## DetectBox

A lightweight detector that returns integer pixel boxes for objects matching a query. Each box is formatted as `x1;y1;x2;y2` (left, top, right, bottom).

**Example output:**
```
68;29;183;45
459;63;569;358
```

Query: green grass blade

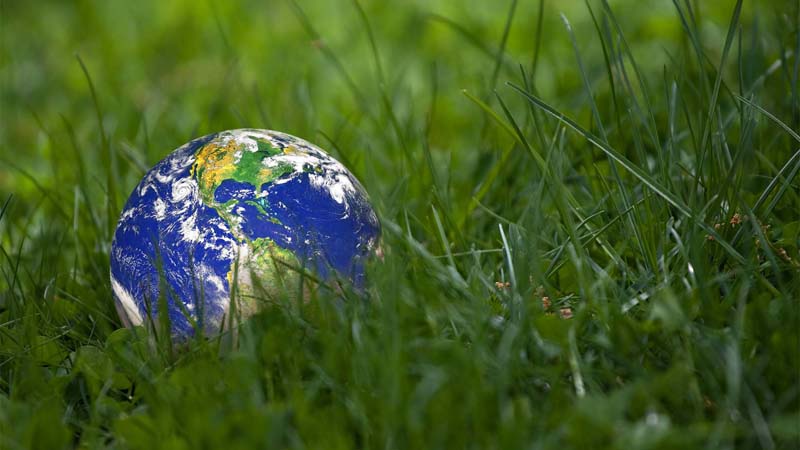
506;81;746;263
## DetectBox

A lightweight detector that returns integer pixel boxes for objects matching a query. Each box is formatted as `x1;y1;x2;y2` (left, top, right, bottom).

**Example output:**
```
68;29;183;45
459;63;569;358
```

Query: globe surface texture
110;129;380;337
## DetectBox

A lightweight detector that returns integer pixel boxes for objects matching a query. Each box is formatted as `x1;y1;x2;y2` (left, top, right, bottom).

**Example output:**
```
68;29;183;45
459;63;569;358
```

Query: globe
110;129;381;338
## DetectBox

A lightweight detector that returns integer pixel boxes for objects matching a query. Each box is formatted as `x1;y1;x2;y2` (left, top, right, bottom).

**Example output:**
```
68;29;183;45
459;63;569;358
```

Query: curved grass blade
507;82;746;263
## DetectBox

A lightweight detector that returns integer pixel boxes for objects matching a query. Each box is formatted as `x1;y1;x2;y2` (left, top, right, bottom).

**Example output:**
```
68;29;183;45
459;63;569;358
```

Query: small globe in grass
110;129;380;339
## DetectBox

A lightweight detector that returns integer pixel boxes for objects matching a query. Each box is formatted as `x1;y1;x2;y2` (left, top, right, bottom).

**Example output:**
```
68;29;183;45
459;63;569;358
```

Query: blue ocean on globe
110;129;380;338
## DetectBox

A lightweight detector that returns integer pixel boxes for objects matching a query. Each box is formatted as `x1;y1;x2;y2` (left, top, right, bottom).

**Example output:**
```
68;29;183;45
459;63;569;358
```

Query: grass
1;0;799;448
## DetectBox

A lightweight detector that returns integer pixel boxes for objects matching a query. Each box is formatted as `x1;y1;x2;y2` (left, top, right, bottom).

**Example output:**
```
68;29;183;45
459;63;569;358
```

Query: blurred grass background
4;0;790;207
1;0;799;449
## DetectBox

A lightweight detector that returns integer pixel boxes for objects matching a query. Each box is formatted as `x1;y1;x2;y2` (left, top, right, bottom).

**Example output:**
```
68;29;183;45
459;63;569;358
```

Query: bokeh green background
3;0;792;212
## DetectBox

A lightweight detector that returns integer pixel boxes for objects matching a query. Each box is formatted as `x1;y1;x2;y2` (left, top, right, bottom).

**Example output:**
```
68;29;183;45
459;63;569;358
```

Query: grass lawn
1;0;799;448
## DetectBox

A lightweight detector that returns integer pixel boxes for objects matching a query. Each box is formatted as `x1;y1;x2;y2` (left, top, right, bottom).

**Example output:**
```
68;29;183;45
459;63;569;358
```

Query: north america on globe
110;129;381;338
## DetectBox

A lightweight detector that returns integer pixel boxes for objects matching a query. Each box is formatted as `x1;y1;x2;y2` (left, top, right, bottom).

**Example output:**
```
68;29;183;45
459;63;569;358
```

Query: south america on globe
110;129;381;339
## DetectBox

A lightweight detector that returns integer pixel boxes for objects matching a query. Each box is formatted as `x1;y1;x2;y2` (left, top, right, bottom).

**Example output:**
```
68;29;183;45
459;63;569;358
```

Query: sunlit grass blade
506;81;746;263
693;0;743;196
489;0;518;91
561;12;655;273
76;54;118;236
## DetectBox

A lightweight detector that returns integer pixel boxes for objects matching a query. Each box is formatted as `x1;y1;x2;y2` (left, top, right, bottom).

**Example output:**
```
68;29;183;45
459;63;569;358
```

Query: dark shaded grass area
1;0;799;448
